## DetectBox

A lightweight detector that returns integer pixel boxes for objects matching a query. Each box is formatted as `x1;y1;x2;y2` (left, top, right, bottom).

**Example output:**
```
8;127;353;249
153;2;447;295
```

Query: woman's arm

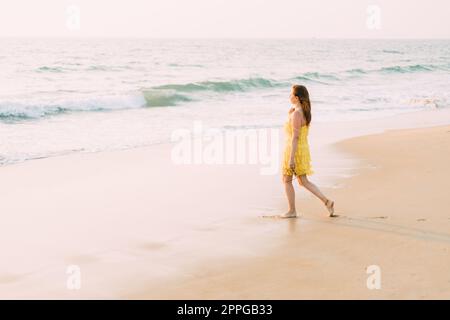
289;110;303;169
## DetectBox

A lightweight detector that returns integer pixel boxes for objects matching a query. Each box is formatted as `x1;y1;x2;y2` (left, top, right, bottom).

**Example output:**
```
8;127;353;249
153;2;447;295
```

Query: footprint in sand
416;218;426;222
368;216;389;220
261;214;341;219
261;214;297;219
261;214;281;219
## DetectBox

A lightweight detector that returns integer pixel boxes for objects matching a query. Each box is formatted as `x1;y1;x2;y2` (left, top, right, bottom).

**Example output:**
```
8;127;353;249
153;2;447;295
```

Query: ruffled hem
282;147;313;176
282;168;314;176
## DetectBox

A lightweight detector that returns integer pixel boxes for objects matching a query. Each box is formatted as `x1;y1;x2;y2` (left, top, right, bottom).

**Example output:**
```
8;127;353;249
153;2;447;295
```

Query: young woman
280;84;335;218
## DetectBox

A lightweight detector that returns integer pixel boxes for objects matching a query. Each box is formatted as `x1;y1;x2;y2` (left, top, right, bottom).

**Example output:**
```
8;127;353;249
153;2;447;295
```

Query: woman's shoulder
289;108;306;124
289;107;305;115
288;107;303;117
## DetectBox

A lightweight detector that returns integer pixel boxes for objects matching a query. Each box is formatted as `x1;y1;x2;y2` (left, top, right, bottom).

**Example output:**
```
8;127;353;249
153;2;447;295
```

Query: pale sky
0;0;449;38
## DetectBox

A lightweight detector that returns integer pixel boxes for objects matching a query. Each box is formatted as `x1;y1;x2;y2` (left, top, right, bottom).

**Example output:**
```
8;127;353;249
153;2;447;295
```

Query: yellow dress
282;117;314;176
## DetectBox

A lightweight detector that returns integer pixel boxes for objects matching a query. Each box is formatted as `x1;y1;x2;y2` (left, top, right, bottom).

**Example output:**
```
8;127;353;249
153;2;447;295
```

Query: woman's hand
289;157;295;172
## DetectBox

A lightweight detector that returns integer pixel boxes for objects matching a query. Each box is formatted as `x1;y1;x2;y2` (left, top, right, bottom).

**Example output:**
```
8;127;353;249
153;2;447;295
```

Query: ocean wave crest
151;77;283;93
0;95;146;121
141;90;192;107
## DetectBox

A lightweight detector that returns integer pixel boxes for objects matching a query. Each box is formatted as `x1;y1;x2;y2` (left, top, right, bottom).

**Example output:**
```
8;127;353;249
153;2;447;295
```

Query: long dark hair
292;84;312;126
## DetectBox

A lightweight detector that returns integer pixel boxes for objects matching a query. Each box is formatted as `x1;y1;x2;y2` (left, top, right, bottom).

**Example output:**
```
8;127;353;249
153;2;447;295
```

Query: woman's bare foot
325;199;335;217
278;211;298;219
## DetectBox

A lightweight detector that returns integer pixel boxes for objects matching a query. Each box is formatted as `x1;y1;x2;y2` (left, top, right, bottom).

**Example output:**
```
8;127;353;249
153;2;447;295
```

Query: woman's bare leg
298;174;335;217
297;174;333;209
281;175;297;217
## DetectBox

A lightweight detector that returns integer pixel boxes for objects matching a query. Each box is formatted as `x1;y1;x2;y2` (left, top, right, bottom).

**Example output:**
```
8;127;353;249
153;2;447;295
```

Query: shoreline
2;107;449;170
0;108;449;298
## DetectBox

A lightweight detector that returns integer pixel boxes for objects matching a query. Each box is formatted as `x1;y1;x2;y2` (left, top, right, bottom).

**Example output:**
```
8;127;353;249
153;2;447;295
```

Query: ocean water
0;38;449;165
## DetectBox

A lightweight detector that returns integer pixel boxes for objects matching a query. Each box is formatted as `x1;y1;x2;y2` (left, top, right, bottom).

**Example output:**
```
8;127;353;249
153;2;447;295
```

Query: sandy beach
133;120;450;300
1;108;449;299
